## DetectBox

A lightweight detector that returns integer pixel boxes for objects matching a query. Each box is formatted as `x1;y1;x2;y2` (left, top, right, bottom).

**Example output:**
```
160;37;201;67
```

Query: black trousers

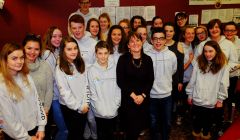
60;105;87;140
192;105;214;135
95;116;117;140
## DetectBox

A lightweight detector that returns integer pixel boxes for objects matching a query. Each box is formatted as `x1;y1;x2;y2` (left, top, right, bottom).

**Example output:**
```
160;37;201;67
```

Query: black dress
116;52;154;140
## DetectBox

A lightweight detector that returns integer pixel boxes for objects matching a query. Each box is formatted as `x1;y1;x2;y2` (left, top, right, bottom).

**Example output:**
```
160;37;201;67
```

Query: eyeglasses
152;37;165;42
196;31;206;36
224;30;237;33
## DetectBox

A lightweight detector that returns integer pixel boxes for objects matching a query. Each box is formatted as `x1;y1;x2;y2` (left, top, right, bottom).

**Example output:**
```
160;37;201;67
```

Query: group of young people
0;0;240;140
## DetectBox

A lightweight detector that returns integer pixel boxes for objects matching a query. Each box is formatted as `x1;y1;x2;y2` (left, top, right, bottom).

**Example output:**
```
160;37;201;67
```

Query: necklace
132;58;142;68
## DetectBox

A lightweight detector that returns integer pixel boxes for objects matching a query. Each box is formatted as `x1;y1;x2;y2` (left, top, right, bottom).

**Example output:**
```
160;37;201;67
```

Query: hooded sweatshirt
0;74;47;140
88;58;121;118
145;46;177;98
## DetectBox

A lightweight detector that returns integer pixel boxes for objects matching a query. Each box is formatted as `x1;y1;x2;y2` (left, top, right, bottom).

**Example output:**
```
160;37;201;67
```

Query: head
198;40;226;74
86;18;101;40
0;43;29;100
223;21;238;41
22;34;42;63
207;19;222;39
151;28;166;51
106;25;127;54
95;41;110;67
163;22;175;41
59;36;85;75
69;14;85;40
130;15;146;31
78;0;91;14
99;13;111;31
181;25;195;43
152;16;163;28
43;26;63;53
119;19;131;37
136;25;148;43
127;31;143;54
175;12;188;28
195;25;208;43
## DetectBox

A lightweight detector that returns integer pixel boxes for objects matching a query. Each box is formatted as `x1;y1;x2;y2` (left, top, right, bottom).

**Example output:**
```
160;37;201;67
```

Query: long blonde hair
0;43;30;101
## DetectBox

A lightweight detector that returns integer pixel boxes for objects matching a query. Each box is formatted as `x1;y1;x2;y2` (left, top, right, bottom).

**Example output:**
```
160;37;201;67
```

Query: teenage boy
145;28;177;140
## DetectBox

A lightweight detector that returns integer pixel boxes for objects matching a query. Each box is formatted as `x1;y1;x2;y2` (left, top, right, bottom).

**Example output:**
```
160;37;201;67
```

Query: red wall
0;0;239;48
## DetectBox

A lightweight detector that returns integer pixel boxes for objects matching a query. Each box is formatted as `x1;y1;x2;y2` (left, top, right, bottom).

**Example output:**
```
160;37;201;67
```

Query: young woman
0;43;47;140
136;25;152;51
194;25;208;53
99;13;111;41
106;25;127;64
119;19;131;37
117;32;154;140
130;15;147;32
174;12;188;41
22;34;53;117
88;41;121;140
42;26;68;140
163;22;184;125
86;18;102;41
186;40;229;140
56;36;89;139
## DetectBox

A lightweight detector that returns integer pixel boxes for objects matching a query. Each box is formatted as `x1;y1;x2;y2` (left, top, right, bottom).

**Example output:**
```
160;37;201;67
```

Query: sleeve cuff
38;125;45;131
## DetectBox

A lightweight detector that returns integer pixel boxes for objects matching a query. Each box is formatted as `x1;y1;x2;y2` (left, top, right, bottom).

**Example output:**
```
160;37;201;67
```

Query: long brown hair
197;40;227;74
59;36;85;75
0;43;29;101
42;26;62;53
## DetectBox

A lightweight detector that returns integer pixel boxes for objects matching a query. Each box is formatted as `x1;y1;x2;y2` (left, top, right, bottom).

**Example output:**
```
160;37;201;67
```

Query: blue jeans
52;100;68;140
150;96;172;140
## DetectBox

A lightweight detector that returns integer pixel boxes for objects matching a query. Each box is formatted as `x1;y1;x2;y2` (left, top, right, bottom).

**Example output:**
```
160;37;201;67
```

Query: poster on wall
104;0;119;7
189;0;240;5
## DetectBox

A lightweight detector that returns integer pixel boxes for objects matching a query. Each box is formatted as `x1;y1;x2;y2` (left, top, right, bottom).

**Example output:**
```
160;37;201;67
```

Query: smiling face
99;17;110;31
119;22;130;36
196;27;207;42
133;19;141;29
164;25;175;40
24;41;41;63
7;50;25;75
70;22;85;40
79;0;91;14
151;32;166;51
204;45;217;61
96;47;109;67
224;24;237;41
209;23;221;39
51;29;62;48
153;18;163;28
89;20;100;38
136;27;147;43
128;35;143;54
184;27;195;44
111;28;122;46
64;42;79;63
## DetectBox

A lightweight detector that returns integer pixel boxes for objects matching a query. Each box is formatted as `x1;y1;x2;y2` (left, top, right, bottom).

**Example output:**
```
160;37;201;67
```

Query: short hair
224;21;238;31
207;19;222;36
69;14;85;25
151;27;166;38
95;40;109;53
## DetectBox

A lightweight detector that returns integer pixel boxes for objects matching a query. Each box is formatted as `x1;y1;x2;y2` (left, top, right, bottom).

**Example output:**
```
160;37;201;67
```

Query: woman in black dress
116;32;154;140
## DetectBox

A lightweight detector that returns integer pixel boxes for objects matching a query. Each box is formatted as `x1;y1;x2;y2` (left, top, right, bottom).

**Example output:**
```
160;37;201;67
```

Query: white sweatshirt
186;63;229;108
88;58;121;118
145;46;177;98
55;64;90;113
0;74;47;140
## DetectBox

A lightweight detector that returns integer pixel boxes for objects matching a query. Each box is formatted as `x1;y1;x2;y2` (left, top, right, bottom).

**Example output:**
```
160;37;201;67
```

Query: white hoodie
186;63;229;108
55;64;90;113
145;46;177;98
88;58;121;118
0;74;46;140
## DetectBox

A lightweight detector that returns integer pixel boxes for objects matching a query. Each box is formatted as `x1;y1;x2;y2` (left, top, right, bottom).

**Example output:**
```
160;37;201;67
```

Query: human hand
187;98;192;105
81;103;89;114
134;95;144;105
178;83;183;92
35;131;45;140
215;101;223;108
189;52;194;61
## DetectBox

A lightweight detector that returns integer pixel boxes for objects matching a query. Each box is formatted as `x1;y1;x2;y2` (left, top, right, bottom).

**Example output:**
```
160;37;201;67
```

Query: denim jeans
52;100;68;140
150;96;172;140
